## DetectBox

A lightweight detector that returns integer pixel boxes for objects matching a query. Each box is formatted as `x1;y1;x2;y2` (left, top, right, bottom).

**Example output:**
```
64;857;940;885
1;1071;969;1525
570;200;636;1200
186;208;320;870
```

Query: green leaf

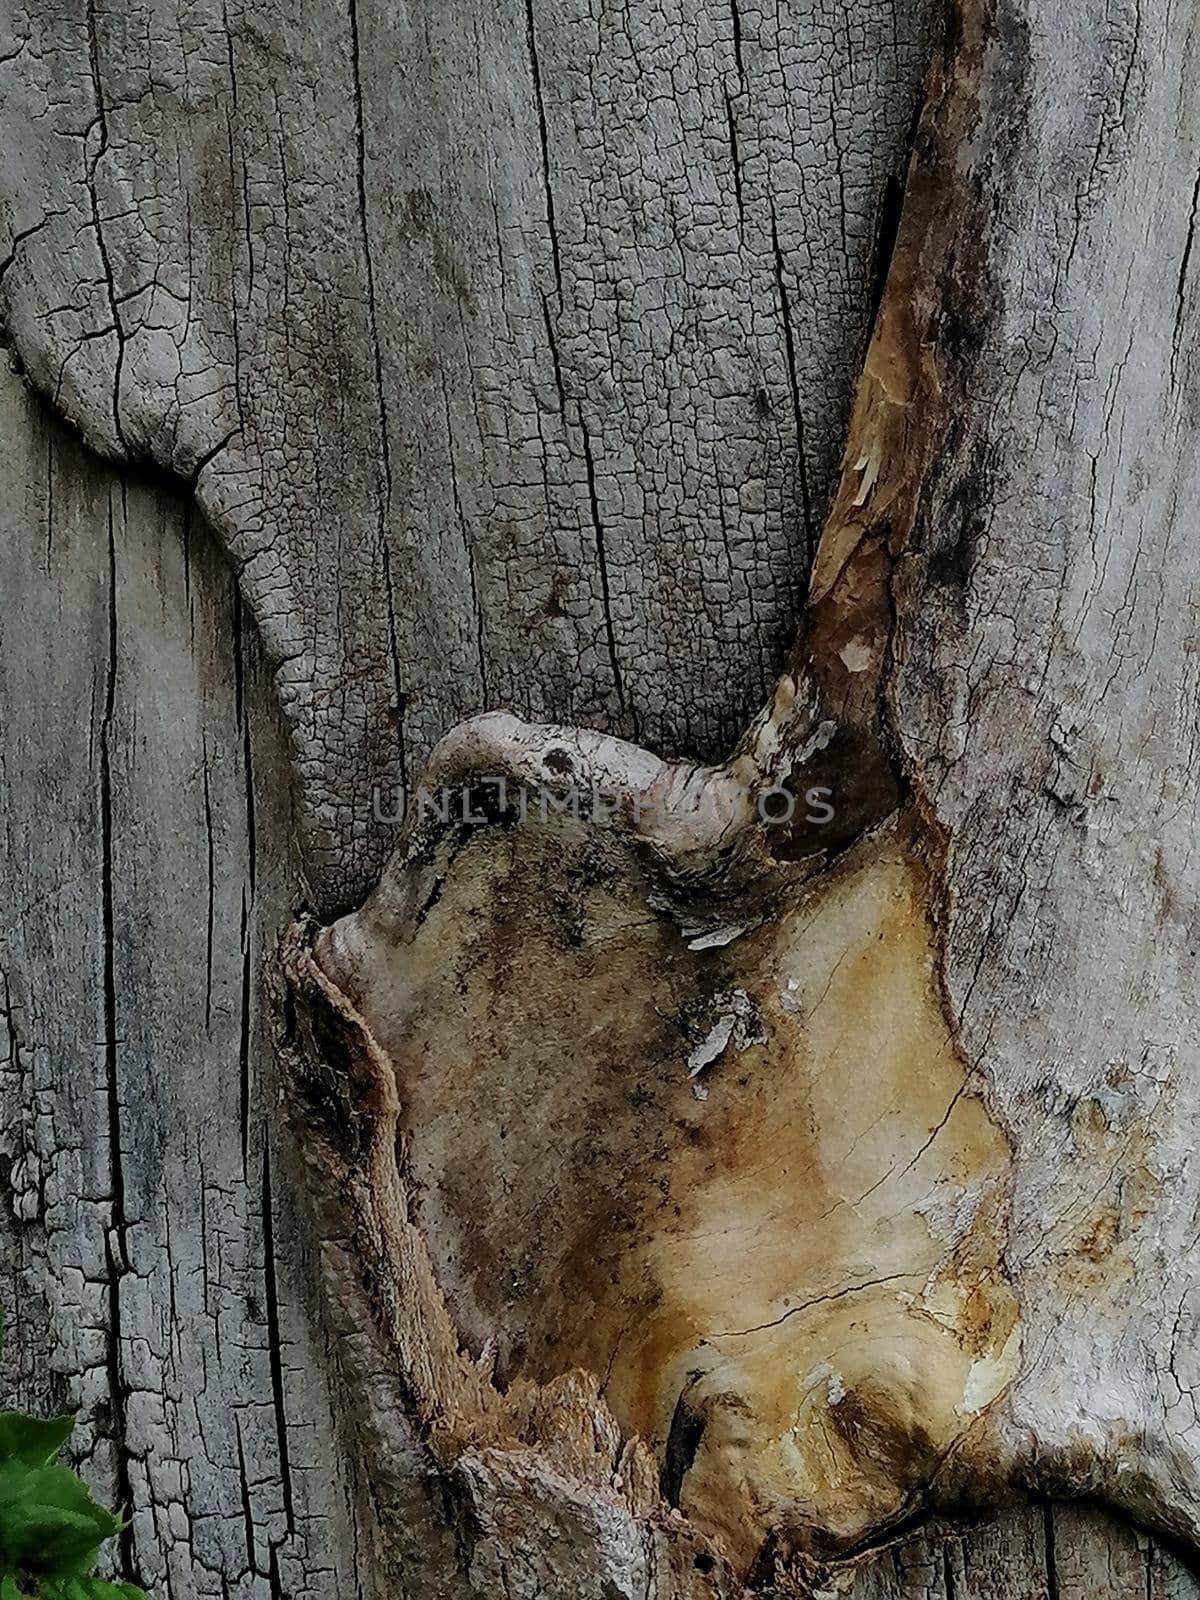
0;1459;121;1576
37;1581;145;1600
0;1414;75;1469
0;1310;135;1597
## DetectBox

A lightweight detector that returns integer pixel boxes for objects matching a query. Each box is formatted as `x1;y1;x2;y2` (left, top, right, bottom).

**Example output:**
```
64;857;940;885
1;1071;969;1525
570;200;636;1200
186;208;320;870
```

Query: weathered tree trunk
2;0;1199;1593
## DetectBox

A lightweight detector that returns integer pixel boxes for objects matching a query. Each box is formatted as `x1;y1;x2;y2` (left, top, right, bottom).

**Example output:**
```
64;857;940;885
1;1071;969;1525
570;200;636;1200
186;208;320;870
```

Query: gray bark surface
0;352;373;1596
0;0;931;907
889;0;1200;1537
14;350;1181;1596
2;0;1199;1594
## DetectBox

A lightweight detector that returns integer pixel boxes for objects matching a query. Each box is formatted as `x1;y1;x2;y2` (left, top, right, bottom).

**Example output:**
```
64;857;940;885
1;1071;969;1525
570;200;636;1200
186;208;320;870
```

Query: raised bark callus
284;0;1200;1590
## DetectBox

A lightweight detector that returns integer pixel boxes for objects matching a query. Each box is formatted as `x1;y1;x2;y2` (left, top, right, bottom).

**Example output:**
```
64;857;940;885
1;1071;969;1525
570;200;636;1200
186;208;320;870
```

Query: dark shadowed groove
261;1146;296;1535
202;738;216;1030
99;488;141;1586
576;405;629;725
1043;1502;1059;1600
524;0;565;303
769;210;818;559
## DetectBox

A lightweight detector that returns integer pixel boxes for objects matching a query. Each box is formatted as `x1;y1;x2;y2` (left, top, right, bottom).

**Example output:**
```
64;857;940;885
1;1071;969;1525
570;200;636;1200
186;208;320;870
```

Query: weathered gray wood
888;0;1200;1544
4;0;1200;1593
0;0;932;907
0;351;374;1596
4;317;1195;1600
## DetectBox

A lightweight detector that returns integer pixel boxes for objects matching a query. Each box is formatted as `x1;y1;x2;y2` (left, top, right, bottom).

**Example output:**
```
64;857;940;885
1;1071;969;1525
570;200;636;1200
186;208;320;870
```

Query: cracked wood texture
2;0;1200;1593
2;360;1194;1600
0;353;378;1595
0;0;932;910
8;332;1151;1600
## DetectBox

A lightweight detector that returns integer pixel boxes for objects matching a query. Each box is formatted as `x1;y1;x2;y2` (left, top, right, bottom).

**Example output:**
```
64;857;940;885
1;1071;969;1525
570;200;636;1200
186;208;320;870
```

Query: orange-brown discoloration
320;811;1019;1570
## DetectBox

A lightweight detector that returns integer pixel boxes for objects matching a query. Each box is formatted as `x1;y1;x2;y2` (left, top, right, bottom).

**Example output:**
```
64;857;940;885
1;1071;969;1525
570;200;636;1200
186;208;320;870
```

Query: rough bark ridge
284;0;1200;1590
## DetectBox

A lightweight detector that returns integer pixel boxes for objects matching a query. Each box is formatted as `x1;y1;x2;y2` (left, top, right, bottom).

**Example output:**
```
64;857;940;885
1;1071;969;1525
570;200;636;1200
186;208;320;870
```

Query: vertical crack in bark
769;209;818;561
577;404;629;725
724;92;746;226
43;427;53;567
1042;1502;1059;1600
202;736;216;1031
728;0;746;87
539;292;569;415
83;0;126;453
99;489;140;1587
524;0;565;305
441;376;489;704
261;1147;297;1539
1172;166;1200;384
233;589;258;1182
239;886;254;1181
235;1421;259;1576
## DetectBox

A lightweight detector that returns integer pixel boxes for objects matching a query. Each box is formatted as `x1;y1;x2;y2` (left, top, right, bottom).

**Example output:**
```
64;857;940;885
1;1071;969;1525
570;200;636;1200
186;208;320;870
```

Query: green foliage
0;1322;143;1600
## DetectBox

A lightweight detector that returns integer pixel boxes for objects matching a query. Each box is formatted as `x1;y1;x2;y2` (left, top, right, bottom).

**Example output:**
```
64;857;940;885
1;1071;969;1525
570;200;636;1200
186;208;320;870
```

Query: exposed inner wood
308;814;1017;1572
